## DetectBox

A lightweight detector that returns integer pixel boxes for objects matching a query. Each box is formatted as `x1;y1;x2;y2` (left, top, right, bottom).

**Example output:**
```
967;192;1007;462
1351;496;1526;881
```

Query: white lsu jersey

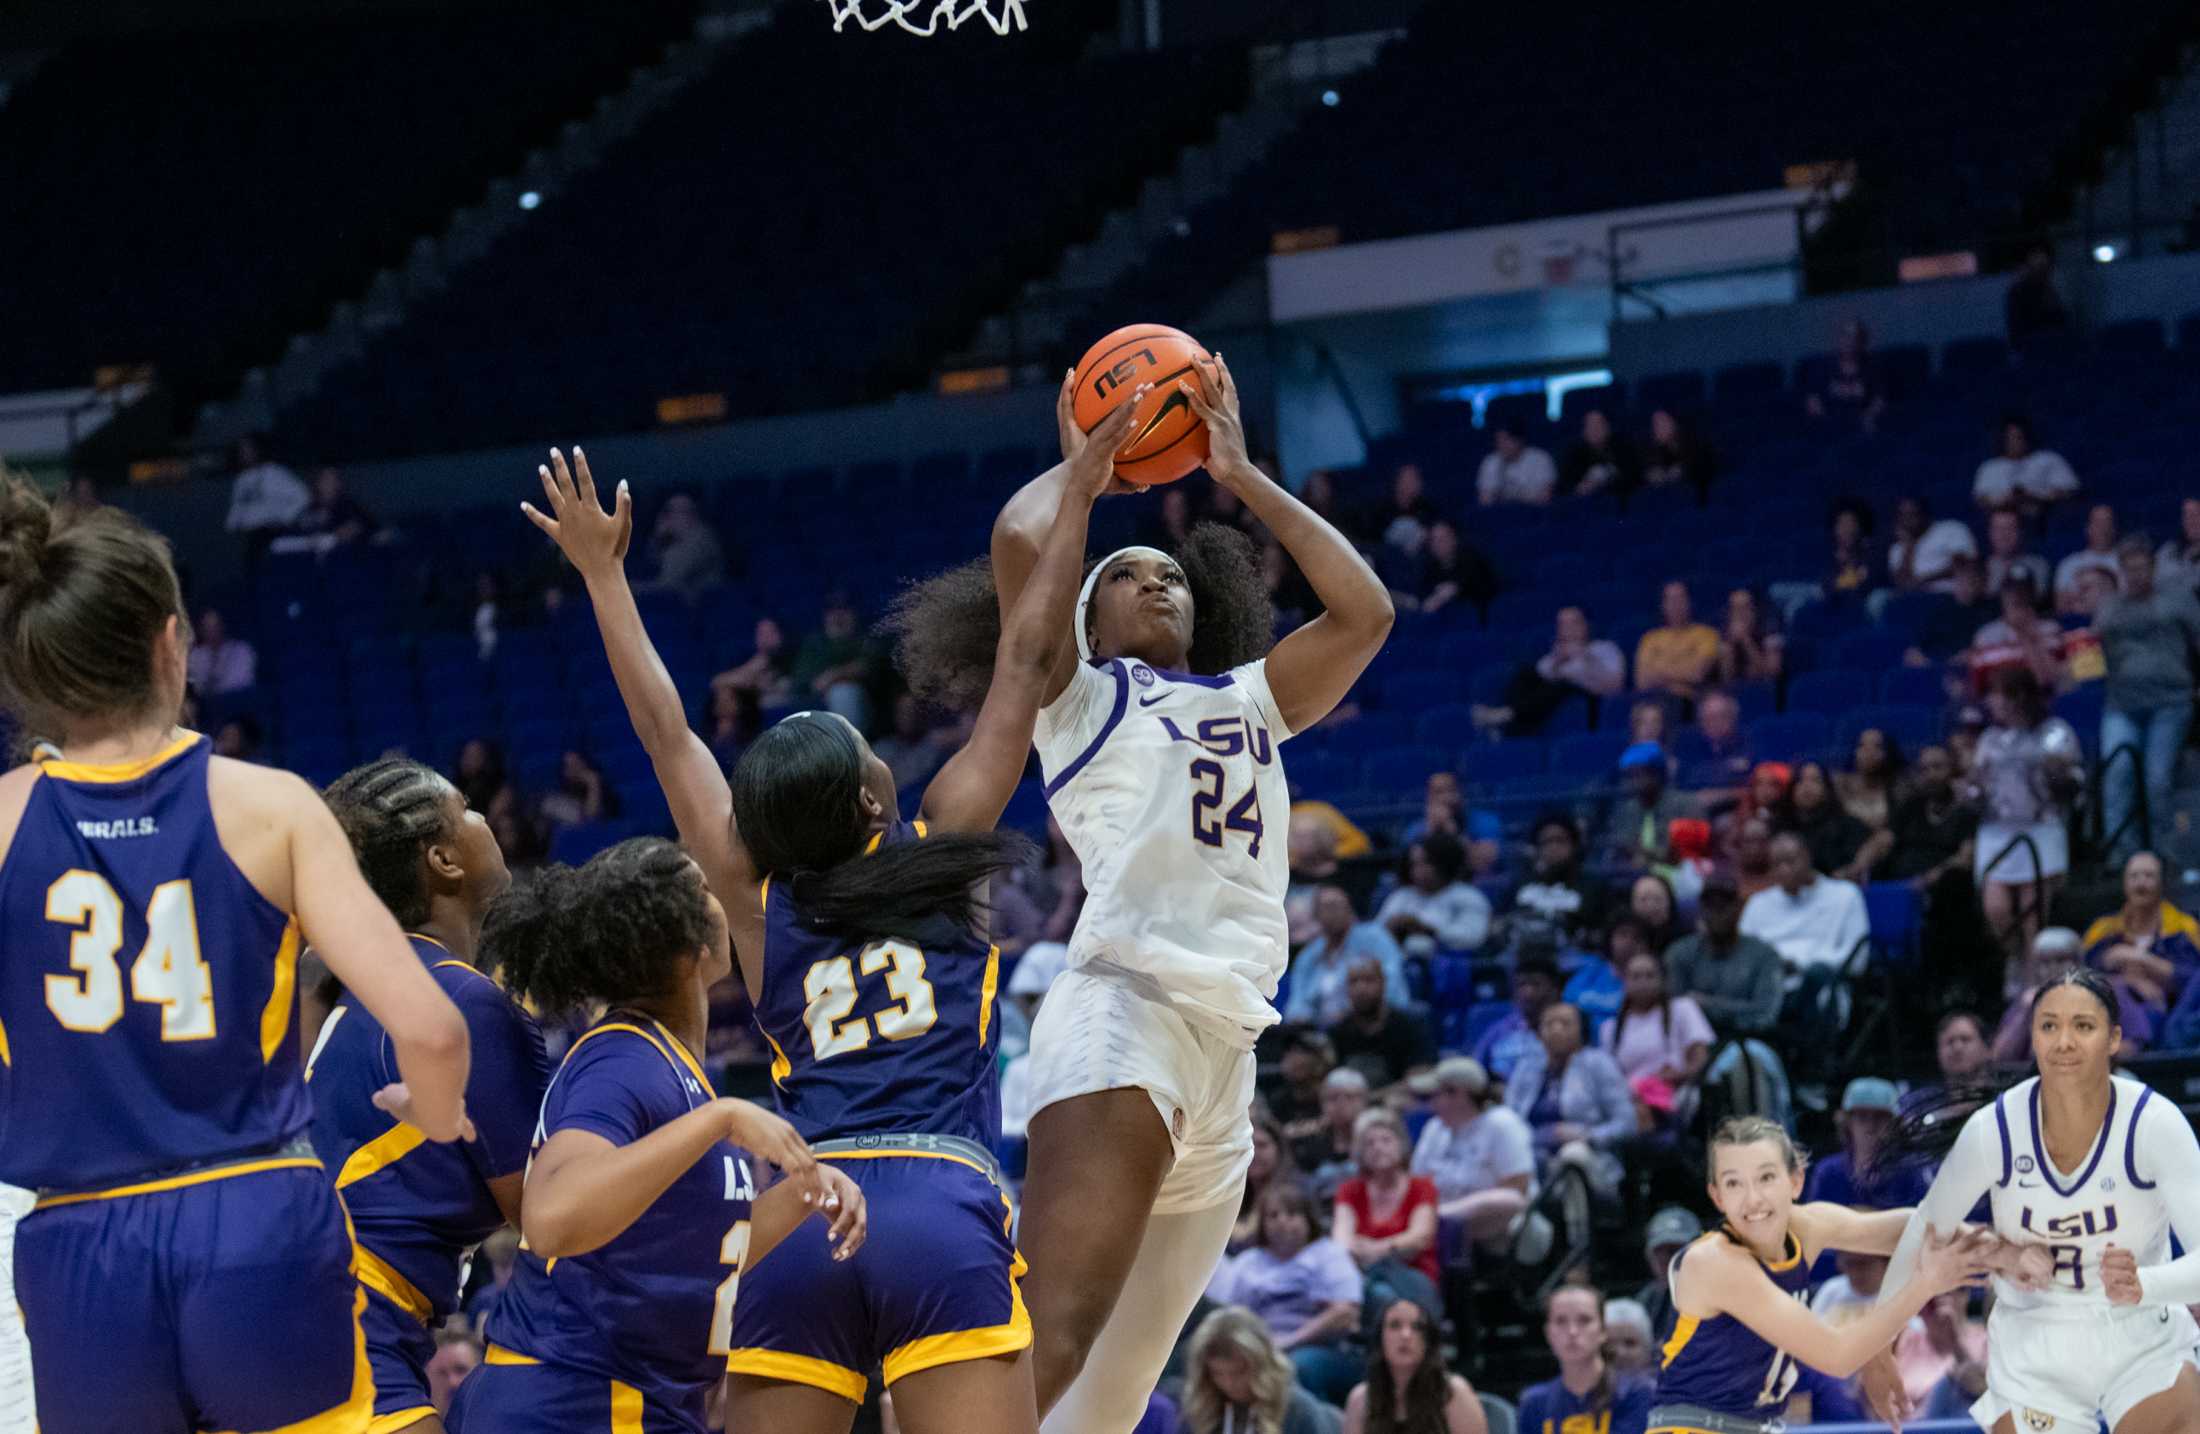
1034;655;1293;1049
1958;1075;2191;1314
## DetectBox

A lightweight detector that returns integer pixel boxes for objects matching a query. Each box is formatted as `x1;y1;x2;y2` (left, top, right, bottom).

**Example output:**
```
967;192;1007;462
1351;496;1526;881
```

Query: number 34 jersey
1035;657;1294;1051
753;821;1003;1145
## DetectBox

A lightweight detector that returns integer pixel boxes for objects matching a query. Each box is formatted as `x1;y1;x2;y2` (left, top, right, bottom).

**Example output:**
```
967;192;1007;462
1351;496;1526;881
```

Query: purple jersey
480;1013;754;1429
1518;1372;1653;1434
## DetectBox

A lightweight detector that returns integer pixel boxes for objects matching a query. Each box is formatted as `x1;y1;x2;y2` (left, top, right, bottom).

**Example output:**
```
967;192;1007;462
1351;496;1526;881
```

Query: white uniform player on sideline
1883;969;2200;1434
894;353;1391;1431
0;1183;32;1432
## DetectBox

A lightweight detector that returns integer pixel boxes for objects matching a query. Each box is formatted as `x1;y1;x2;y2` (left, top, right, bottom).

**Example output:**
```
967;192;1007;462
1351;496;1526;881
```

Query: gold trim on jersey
260;919;302;1061
36;731;201;784
336;1121;428;1190
0;1012;10;1067
1660;1314;1701;1367
881;1245;1031;1385
977;944;1000;1046
724;1347;868;1401
763;1029;792;1088
356;1243;434;1324
611;1378;646;1433
35;1154;323;1208
367;1407;437;1434
209;1283;373;1433
484;1344;542;1366
563;1018;711;1093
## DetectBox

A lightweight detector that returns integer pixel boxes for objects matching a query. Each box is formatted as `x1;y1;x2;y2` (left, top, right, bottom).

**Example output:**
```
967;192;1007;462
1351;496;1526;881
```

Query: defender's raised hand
522;446;632;579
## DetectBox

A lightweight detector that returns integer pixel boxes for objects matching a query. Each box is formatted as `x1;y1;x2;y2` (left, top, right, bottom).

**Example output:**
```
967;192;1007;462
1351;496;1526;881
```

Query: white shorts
0;1184;33;1434
1972;1301;2199;1431
1975;820;2069;884
1024;963;1256;1216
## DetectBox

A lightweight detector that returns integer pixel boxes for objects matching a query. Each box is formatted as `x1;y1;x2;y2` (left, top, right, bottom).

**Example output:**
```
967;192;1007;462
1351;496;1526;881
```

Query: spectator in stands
453;736;512;815
1463;811;1509;907
1683;689;1754;793
1888;496;1980;594
1334;1109;1441;1289
713;617;795;734
1565;917;1639;1029
993;815;1084;960
1378;463;1439;555
1604;1300;1656;1376
702;682;746;771
1907;1010;1991;1115
1804;318;1887;433
1788;759;1884;882
1635;582;1720;701
1632;1206;1704;1339
1640;409;1713;495
1287;886;1412;1028
2083;850;2200;1017
1511;814;1613;948
223;433;310;537
1505;1001;1632;1194
1604;743;1700;869
1825;500;1881;608
2005;248;2070;350
2096;535;2200;862
1210;1183;1363;1402
1142;486;1197;552
427;1327;484;1414
1629;873;1681;952
1474;949;1562;1082
638;491;728;600
1886;745;1976;884
1741;832;1870;974
870;691;947;793
1235;1116;1301;1254
1343;1299;1487;1434
1476;605;1627;737
1968;572;2066;694
1475;419;1557;506
1907;554;1998;665
186;607;257;695
1518;1288;1655;1434
1407;1056;1534;1245
1973;416;2081;515
1402;770;1465;847
1804;1077;1928;1207
1715;588;1784;685
295;466;374;547
1665;875;1784;1038
792;590;878;731
212;715;262;763
1970;667;2082;965
2054;505;2123;614
1834;727;1906;832
1180;1306;1344;1434
1288;814;1344;946
535;749;614;834
1299;470;1354;540
1627;699;1669;748
1560;408;1639;498
1297;1069;1369;1201
1602;948;1714;1090
1327;959;1436;1095
1265;538;1324;630
1729;812;1779;900
1998;926;2152;1061
1391;518;1497;619
1271;1029;1337;1134
1983;509;2051;599
2154;498;2200;598
1377;834;1491;955
1201;479;1263;539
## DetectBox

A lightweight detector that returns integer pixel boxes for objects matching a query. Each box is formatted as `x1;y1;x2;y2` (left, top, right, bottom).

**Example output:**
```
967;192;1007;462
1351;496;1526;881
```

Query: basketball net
816;0;1026;35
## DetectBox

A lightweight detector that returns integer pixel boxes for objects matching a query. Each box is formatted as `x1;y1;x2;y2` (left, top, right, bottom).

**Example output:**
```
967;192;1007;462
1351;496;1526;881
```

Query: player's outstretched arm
522;449;751;907
1883;1108;2004;1296
287;778;472;1141
924;393;1143;833
1180;356;1393;733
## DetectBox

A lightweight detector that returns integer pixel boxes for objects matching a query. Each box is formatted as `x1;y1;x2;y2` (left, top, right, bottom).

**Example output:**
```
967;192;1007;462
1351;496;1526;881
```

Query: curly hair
323;758;453;930
490;837;716;1020
882;520;1272;712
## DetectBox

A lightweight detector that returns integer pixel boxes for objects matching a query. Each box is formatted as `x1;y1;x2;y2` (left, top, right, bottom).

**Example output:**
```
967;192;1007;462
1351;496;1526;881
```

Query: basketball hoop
817;0;1026;35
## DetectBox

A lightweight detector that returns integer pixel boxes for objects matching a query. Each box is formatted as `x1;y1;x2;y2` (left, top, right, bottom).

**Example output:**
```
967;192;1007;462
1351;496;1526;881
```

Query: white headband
1073;545;1175;661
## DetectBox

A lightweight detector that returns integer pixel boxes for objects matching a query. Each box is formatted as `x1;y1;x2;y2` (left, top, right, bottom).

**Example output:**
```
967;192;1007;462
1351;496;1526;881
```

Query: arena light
518;190;542;211
1321;89;1340;107
2093;242;2118;263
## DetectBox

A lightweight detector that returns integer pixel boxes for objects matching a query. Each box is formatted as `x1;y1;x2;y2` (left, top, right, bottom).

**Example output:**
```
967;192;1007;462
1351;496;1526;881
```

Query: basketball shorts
0;1184;36;1434
726;1152;1028;1401
16;1163;372;1434
446;1351;700;1434
1025;963;1257;1215
358;1281;438;1433
1972;1300;2200;1431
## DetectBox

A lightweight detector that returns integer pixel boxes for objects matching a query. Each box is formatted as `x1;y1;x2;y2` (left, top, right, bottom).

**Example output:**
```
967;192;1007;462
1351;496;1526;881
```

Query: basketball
1070;323;1213;486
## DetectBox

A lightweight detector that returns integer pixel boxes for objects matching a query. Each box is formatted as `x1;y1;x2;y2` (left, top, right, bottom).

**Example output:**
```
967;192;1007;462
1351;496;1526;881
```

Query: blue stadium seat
550;820;637;866
1414;704;1477;748
1880;666;1949;708
1551;732;1626;777
1865;881;1920;964
1748;714;1832;761
1362;746;1448;796
1786;670;1872;715
1385;670;1466;710
1325;713;1412;753
1288;752;1361;798
1941;335;2010;377
1726;681;1777;720
1835;629;1914;671
1459;739;1545;784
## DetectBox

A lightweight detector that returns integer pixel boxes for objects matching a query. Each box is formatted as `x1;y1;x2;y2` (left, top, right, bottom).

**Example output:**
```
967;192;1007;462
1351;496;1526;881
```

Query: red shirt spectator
1332;1110;1441;1283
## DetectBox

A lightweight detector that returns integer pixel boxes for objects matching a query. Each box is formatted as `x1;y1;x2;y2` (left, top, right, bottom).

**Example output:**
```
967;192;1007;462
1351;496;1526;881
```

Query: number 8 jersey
0;734;307;1191
1035;657;1293;1051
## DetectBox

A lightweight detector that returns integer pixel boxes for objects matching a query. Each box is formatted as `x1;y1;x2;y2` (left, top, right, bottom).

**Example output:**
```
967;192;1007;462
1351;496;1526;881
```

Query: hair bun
0;469;54;590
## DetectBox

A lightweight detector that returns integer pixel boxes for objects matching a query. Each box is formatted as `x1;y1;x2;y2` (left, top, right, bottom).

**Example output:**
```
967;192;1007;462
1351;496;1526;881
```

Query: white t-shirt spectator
187;638;258;696
1890;520;1979;592
1973;451;2080;508
1537;640;1628;697
1206;1238;1363;1342
2053;549;2121;606
1600;996;1716;1082
1740;876;1871;972
1477;447;1558;506
1375;882;1492;953
224;461;311;533
1410;1105;1536;1203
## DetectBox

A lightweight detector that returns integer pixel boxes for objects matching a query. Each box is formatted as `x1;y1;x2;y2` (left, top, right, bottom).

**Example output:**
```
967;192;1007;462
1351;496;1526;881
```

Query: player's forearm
523;1105;732;1259
1222;463;1392;638
1819;1285;1937;1378
580;565;691;755
998;481;1097;680
992;461;1074;565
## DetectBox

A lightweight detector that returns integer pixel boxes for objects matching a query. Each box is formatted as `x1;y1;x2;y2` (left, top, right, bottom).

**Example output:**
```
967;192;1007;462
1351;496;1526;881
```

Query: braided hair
491;837;716;1021
323;758;454;930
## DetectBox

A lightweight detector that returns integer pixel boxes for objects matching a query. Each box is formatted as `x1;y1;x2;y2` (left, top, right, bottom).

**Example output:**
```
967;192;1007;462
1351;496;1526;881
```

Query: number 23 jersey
1035;657;1293;1050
